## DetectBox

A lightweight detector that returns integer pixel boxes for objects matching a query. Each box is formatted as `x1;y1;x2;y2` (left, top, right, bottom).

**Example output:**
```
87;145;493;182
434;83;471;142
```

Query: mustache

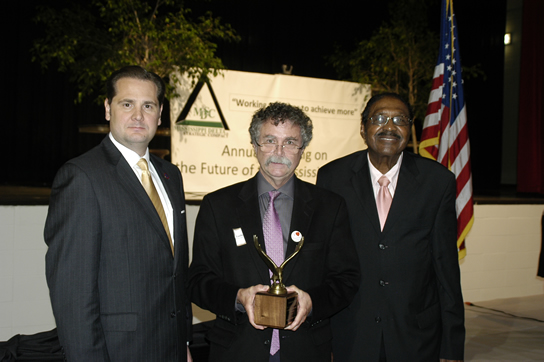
376;130;401;139
265;155;292;168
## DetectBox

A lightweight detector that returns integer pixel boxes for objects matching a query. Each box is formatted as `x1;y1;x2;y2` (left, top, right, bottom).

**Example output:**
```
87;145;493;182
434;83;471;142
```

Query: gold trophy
253;233;304;329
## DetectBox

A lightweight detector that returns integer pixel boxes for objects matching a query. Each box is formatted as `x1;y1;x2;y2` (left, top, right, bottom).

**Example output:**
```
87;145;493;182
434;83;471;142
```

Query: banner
170;70;370;199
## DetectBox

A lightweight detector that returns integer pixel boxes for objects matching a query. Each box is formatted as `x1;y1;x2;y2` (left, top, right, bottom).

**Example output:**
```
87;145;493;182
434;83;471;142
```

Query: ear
104;99;111;121
360;122;367;142
158;104;164;126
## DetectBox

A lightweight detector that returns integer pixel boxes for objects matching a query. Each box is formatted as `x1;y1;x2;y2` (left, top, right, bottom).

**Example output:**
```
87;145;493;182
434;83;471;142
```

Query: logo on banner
175;77;230;130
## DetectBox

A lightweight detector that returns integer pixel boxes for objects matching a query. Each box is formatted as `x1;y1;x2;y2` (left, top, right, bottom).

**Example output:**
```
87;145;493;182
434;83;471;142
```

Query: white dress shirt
368;152;404;200
109;133;175;244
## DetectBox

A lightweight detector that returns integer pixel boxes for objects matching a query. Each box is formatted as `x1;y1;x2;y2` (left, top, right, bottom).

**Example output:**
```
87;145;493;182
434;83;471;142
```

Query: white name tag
233;228;246;246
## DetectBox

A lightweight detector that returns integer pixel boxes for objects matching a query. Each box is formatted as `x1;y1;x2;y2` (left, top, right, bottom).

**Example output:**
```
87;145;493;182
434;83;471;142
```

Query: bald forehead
369;97;410;116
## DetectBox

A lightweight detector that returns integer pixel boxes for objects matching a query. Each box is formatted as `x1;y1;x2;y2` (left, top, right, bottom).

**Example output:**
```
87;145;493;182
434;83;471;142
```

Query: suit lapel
236;176;271;284
351;151;382;234
283;178;313;281
151;156;182;259
102;137;173;255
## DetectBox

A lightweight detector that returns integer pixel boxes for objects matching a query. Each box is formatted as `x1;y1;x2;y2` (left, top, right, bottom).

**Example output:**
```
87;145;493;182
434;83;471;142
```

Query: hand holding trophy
253;233;305;329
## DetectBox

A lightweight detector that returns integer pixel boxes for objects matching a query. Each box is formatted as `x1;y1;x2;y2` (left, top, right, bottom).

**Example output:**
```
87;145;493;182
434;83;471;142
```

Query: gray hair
249;102;313;148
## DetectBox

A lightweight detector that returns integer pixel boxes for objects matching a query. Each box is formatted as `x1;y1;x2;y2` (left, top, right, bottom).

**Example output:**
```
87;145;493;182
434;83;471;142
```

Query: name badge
233;228;246;246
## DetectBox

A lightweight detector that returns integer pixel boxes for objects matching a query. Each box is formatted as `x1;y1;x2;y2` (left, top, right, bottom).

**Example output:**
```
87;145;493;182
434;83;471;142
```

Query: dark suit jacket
44;136;191;361
317;150;465;362
188;175;360;362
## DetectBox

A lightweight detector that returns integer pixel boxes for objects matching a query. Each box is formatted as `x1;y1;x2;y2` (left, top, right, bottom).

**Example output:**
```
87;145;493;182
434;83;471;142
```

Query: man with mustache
317;93;465;361
189;102;360;361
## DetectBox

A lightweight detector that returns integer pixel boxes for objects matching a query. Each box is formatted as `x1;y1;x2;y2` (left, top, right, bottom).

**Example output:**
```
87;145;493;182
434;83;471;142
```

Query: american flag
419;0;473;259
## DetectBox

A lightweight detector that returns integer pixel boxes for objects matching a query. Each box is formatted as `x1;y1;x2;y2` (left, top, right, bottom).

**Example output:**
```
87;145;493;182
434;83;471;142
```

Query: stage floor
465;294;544;361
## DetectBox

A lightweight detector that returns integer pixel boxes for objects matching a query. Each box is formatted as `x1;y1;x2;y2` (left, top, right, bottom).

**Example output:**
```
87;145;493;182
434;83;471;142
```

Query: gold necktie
137;158;174;255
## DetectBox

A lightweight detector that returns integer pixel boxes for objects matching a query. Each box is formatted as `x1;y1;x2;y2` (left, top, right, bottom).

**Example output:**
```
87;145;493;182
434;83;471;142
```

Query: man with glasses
317;93;465;361
189;102;360;361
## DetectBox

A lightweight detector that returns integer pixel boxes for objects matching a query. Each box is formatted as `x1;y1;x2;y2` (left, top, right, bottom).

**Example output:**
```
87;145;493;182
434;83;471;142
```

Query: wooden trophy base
254;291;298;329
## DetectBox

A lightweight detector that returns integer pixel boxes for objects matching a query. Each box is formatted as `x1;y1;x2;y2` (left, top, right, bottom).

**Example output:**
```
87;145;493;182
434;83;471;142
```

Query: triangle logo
175;77;229;130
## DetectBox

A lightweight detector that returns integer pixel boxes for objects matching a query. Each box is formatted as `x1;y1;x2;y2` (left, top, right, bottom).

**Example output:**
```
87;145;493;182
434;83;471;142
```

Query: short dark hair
249;102;313;148
106;66;166;105
361;93;413;125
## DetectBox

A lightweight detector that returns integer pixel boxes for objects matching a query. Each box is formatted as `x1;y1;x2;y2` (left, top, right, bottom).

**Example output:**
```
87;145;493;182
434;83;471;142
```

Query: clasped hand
236;284;312;331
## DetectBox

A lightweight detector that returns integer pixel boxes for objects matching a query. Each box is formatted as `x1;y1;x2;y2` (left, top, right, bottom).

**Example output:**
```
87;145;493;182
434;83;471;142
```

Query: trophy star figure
253;235;305;296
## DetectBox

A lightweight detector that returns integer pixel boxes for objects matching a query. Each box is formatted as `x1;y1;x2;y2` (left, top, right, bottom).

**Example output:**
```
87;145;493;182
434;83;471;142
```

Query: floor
465;294;544;361
191;295;544;361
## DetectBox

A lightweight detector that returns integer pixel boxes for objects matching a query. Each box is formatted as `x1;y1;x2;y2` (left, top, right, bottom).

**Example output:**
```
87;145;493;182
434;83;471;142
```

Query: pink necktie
377;176;392;231
262;190;283;356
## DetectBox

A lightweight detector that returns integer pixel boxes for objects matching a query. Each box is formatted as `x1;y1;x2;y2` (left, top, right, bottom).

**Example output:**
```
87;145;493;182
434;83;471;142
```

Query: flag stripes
419;0;473;259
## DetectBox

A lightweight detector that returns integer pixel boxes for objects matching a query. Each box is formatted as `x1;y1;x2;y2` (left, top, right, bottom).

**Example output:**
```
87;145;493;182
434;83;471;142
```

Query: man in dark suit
317;93;465;362
188;102;360;361
44;66;192;361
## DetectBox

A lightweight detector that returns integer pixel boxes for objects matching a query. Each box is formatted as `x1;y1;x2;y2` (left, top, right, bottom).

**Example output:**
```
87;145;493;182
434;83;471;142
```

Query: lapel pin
291;231;302;242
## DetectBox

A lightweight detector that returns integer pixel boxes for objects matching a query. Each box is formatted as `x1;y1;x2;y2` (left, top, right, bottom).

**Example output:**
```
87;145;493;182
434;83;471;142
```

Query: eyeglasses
255;141;303;153
368;115;412;127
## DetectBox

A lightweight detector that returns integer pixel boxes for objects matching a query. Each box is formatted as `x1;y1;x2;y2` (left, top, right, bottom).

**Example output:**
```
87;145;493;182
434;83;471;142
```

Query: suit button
170;311;176;318
379;280;388;287
264;340;270;345
375;317;381;323
379;244;386;250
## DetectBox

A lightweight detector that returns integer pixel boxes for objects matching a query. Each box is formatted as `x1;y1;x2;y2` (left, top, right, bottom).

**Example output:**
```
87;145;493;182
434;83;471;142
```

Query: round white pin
291;231;302;242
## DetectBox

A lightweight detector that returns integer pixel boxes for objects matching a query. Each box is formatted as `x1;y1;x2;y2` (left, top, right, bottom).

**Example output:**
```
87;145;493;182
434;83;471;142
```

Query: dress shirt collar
257;172;295;200
109;133;151;168
367;151;403;198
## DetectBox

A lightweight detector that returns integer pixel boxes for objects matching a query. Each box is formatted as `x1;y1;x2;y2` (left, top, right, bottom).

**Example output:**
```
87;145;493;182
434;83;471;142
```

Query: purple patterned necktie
377;176;392;231
263;190;283;356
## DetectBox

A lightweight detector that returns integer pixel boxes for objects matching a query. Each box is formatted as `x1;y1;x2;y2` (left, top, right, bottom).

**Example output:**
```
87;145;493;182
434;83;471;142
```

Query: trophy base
254;291;298;329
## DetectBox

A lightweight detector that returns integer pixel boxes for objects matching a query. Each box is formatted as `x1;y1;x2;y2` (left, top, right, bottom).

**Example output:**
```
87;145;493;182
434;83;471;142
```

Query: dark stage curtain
0;329;63;361
517;0;544;194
